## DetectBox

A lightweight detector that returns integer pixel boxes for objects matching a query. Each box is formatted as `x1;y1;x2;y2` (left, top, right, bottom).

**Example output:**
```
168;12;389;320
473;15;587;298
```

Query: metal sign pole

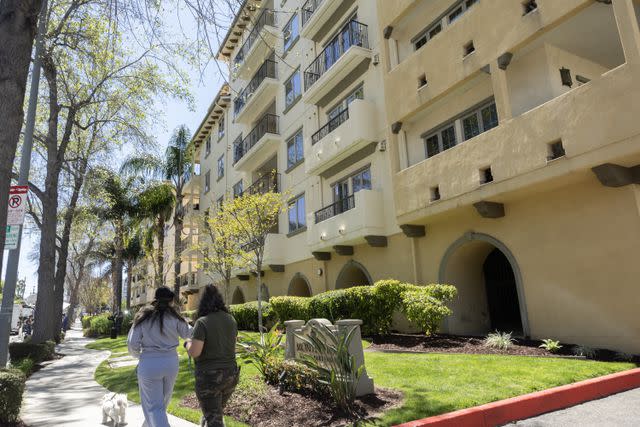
0;0;49;367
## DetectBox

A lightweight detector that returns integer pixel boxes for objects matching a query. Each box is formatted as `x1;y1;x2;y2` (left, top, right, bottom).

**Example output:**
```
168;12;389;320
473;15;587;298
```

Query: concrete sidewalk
504;387;640;426
21;327;198;427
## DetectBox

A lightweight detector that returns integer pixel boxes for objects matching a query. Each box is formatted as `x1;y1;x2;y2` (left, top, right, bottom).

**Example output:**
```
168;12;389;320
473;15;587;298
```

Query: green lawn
87;336;635;426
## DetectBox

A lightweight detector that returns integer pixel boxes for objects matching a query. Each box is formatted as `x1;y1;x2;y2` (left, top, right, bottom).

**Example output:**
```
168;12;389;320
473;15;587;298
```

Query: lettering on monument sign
284;318;375;396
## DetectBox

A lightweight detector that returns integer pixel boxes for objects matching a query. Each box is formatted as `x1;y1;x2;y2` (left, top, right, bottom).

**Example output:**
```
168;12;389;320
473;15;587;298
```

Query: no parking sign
5;186;28;250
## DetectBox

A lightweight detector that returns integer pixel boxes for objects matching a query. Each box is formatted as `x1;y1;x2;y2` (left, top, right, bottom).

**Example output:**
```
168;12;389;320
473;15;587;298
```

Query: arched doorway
483;249;523;333
288;273;312;297
335;261;372;290
231;287;245;305
439;232;529;336
260;284;270;301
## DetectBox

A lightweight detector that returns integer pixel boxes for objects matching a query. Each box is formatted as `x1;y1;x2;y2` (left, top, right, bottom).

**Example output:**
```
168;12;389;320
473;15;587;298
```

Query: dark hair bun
154;286;175;301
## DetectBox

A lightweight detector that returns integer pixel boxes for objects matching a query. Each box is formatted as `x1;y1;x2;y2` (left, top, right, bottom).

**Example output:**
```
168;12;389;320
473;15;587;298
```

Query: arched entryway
288;273;312;297
439;232;529;336
335;261;372;290
231;287;245;305
260;284;270;301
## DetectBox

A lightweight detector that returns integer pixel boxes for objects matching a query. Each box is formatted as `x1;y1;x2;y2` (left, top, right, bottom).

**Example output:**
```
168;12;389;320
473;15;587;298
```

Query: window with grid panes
218;115;225;140
283;13;299;52
413;21;442;50
233;180;243;198
287;129;304;168
285;70;301;108
217;154;224;179
288;194;306;233
204;171;211;193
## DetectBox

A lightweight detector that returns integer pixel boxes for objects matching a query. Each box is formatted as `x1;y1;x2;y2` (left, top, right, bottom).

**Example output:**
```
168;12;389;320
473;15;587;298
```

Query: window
413;21;442;50
283;13;299;52
288;194;306;233
205;135;212;156
332;166;371;201
351;167;372;193
233;180;243;198
204;171;211;193
327;85;364;119
463;41;475;57
217;155;224;180
285;70;301;109
424;100;497;159
216;196;224;210
480;167;493;184
287;129;304;169
218;115;225;140
448;0;478;24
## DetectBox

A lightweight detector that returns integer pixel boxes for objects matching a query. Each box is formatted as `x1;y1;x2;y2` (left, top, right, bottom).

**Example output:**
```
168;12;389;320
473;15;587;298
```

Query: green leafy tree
218;191;287;340
121;125;192;300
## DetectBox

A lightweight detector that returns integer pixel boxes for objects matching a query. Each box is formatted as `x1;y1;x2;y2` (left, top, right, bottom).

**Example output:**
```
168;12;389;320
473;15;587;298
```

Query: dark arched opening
335;261;372;290
288;274;312;297
231;287;245;305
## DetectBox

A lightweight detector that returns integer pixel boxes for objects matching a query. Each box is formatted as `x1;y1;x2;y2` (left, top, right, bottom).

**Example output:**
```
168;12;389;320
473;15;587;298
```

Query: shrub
484;331;514;350
120;312;134;335
539;339;563;353
10;358;35;377
263;357;326;396
81;315;94;329
269;296;312;323
230;301;274;331
573;345;596;359
296;322;363;414
236;325;283;379
401;287;457;336
89;314;112;336
0;369;26;423
182;310;197;321
9;341;55;364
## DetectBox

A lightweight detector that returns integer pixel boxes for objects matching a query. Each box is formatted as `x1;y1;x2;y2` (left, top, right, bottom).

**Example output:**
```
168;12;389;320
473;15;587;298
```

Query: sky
2;5;227;297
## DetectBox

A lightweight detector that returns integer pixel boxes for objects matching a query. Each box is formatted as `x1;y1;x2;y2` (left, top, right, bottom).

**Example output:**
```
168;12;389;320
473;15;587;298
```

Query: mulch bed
181;380;403;427
366;334;640;362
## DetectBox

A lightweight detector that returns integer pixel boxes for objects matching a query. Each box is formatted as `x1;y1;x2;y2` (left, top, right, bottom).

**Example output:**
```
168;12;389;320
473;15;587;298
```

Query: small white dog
101;392;128;426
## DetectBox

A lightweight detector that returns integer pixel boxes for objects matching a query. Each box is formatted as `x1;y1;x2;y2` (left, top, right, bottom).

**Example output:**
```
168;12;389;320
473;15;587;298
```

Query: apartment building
138;0;640;354
378;0;640;353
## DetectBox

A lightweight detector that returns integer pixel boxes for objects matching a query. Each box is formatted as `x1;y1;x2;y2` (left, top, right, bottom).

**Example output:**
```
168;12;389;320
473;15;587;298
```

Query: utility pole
0;0;49;367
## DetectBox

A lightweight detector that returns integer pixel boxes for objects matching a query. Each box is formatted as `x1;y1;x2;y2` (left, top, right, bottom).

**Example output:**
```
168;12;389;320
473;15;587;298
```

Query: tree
122;228;143;309
218;190;286;340
136;182;175;289
15;279;27;302
121;125;192;301
197;207;244;304
79;275;111;316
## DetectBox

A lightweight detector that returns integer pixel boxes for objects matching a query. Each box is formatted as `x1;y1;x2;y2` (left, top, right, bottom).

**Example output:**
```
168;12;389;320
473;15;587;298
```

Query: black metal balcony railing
242;173;280;196
234;59;277;116
234;9;276;66
233;114;279;164
304;20;369;90
301;0;323;27
314;194;355;224
311;108;349;145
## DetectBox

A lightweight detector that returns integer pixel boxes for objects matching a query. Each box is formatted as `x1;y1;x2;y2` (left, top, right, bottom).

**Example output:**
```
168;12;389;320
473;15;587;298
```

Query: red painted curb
395;368;640;427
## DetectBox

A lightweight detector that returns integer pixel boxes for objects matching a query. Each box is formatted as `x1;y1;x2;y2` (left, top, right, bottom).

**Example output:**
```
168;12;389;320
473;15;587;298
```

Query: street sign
5;226;19;250
7;186;28;226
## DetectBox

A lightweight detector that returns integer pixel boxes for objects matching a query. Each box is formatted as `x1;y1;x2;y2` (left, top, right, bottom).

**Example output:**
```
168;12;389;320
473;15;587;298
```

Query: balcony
234;59;278;124
183;165;201;193
307;190;385;251
301;0;353;42
394;63;640;224
179;272;199;295
233;114;281;172
306;99;378;175
232;9;278;80
242;173;280;196
303;20;371;106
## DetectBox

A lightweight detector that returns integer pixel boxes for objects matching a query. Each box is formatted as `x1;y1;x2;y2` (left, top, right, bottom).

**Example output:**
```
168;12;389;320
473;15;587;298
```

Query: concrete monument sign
284;318;374;396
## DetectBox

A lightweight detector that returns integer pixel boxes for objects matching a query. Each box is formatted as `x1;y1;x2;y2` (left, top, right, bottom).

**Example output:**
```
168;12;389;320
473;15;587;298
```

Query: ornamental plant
539;338;562;353
236;324;284;379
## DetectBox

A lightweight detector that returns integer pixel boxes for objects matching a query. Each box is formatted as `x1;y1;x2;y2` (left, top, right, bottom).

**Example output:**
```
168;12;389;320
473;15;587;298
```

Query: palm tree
121;125;192;300
136;182;175;288
123;227;143;309
92;169;139;313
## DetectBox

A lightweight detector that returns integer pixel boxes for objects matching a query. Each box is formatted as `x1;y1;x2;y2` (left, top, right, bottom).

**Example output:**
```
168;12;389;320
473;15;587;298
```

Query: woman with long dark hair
184;285;239;427
127;287;191;427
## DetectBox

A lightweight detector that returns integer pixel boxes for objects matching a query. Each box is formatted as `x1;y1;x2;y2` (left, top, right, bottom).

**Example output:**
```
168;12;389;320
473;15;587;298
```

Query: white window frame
218;115;225;140
204;171;211;193
413;21;443;51
283;13;299;52
217;154;224;180
288;194;306;233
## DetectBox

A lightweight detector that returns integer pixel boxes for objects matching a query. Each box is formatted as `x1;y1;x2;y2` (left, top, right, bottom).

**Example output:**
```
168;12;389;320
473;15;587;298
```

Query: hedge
9;341;56;364
265;280;457;336
229;301;275;331
0;369;25;423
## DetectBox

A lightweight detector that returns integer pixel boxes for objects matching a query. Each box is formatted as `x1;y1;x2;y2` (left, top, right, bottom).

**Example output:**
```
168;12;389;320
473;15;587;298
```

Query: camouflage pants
195;366;240;427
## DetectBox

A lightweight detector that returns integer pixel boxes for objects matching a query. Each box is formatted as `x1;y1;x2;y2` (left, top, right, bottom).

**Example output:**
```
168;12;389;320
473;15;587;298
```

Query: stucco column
490;62;513;122
398;130;409;170
612;0;640;64
388;38;399;69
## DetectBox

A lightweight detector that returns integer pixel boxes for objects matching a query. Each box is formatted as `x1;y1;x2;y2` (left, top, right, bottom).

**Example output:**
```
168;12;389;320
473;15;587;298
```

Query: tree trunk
0;0;43;275
125;259;132;309
113;223;124;314
173;193;183;302
256;259;264;342
155;216;165;288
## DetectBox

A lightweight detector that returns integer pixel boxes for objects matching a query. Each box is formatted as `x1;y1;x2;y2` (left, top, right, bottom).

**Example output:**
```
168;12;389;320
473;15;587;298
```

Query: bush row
0;369;26;424
222;280;457;335
82;312;134;337
9;340;56;364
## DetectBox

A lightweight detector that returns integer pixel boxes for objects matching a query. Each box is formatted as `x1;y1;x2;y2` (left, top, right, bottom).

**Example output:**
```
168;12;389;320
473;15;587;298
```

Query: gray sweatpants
137;353;179;427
